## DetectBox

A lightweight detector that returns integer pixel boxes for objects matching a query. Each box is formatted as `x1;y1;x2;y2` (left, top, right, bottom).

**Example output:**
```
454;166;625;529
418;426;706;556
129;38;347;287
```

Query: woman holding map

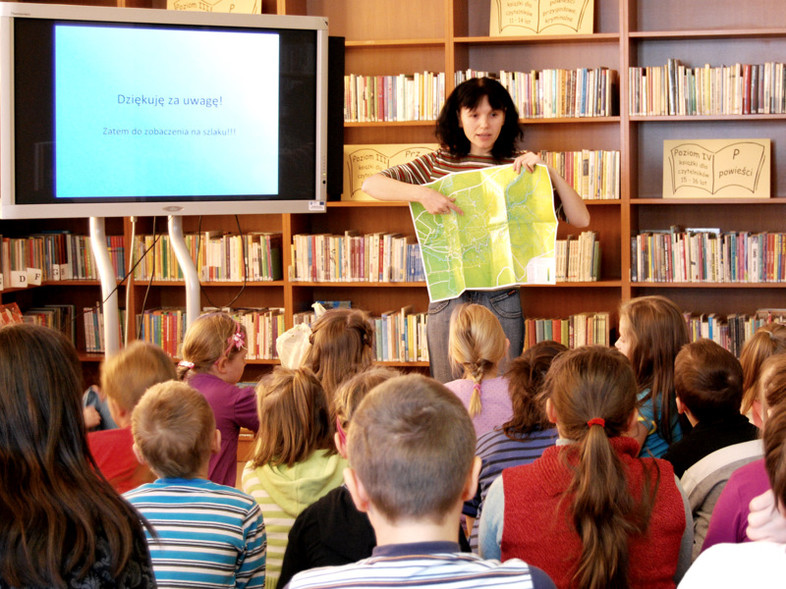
362;77;590;382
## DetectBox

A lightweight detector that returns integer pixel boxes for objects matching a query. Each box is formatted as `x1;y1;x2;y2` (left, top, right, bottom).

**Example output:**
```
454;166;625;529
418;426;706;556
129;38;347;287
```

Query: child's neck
206;365;237;385
368;504;462;548
463;367;498;381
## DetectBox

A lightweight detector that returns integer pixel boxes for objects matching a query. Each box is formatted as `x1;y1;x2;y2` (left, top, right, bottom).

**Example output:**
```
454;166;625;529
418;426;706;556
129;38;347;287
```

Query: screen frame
0;2;329;219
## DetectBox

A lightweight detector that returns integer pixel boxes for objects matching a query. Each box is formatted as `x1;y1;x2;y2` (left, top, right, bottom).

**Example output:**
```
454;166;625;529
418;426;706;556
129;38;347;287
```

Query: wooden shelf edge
632;198;786;205
454;33;620;45
345;38;445;48
631;282;786;289
291;281;427;288
630;114;786;122
630;28;786;40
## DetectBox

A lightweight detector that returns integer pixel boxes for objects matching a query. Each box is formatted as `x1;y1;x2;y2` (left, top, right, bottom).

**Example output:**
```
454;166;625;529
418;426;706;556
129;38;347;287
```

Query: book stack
631;227;786;283
455;68;618;118
539;150;620;200
291;232;425;283
133;232;283;282
343;72;446;122
629;58;786;116
523;311;610;349
555;231;601;283
83;304;126;353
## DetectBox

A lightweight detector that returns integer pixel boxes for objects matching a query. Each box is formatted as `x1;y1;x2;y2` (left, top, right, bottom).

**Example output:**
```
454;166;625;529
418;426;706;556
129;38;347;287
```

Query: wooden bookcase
7;0;786;384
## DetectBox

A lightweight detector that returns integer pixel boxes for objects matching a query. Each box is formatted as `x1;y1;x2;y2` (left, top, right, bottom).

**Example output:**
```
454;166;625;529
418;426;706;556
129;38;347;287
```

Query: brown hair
758;353;786;423
740;323;786;416
0;324;146;588
101;340;177;411
178;311;247;378
545;346;657;589
618;295;688;445
449;303;508;417
304;308;375;400
674;339;744;421
763;397;786;511
334;366;401;429
131;380;216;479
347;374;476;523
251;366;334;468
502;340;566;438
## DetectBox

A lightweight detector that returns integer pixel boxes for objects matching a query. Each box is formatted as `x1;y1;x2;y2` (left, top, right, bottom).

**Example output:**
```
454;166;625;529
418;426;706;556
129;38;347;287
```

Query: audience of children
285;373;556;589
703;352;786;549
242;366;347;589
616;295;690;458
479;345;692;587
302;308;375;402
444;303;514;437
178;311;259;487
463;340;564;550
0;324;155;588
739;322;786;428
678;388;786;588
662;339;762;558
278;367;401;587
88;340;177;493
125;380;267;588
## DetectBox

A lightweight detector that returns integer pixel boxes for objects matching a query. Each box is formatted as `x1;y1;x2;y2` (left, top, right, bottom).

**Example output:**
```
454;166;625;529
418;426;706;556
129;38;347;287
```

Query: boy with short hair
88;340;177;493
285;374;554;589
663;338;761;558
125;380;266;589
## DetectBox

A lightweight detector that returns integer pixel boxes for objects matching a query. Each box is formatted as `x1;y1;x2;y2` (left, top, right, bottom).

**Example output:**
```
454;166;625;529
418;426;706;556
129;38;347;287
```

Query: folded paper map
410;164;557;302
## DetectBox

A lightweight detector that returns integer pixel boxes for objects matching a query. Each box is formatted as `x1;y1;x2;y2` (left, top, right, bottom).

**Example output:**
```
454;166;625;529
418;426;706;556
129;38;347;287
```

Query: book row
682;311;774;358
629;59;786;116
455;68;618;119
523;311;610;349
631;229;786;284
132;232;283;282
343;72;446;122
291;232;425;283
538;149;620;200
0;232;125;289
556;231;601;283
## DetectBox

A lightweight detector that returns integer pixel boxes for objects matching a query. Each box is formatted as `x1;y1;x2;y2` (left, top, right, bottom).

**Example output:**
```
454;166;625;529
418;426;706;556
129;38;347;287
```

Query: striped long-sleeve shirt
125;478;266;589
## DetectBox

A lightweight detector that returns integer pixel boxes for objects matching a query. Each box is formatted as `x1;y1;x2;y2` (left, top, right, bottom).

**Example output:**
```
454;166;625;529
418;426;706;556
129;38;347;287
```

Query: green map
410;164;557;302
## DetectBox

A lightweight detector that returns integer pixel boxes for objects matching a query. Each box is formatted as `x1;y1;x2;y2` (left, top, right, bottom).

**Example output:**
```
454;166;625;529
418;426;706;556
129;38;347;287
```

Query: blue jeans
427;288;523;383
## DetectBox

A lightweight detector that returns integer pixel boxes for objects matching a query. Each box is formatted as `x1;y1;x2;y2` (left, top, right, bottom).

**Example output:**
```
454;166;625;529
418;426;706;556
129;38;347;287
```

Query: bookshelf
7;0;786;382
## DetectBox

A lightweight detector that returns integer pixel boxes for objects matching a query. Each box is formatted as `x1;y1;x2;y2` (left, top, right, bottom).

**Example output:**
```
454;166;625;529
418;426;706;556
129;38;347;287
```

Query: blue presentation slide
55;23;279;198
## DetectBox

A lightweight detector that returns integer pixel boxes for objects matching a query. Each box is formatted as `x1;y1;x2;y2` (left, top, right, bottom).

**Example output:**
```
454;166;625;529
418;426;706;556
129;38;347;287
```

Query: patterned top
444;376;514;438
380;149;516;184
125;478;267;589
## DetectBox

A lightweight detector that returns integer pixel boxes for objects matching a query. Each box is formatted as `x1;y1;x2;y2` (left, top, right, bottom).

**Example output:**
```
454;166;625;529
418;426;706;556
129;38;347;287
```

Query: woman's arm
513;152;591;228
362;173;463;215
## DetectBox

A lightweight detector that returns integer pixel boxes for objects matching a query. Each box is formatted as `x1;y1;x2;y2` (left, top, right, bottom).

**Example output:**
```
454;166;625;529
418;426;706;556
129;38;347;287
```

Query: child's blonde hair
304;308;375;400
334;366;401;430
740;323;786;417
448;303;507;417
131;380;216;479
251;366;334;468
100;341;177;412
178;312;247;378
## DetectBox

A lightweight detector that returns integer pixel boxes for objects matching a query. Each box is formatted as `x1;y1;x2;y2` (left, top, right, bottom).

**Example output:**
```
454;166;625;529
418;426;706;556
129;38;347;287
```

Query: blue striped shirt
285;541;555;588
125;478;266;588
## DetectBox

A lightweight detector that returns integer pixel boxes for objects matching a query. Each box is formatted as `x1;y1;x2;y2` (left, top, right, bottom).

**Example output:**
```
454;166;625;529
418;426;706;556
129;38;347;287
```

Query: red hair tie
587;417;605;428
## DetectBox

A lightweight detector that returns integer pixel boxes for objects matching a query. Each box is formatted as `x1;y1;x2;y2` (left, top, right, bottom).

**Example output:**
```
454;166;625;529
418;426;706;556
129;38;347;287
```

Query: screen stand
89;217;120;357
168;215;200;329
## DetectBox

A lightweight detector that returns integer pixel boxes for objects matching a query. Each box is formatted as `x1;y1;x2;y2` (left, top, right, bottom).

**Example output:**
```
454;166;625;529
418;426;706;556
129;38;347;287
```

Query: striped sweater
242;450;347;589
124;477;266;589
380;149;517;185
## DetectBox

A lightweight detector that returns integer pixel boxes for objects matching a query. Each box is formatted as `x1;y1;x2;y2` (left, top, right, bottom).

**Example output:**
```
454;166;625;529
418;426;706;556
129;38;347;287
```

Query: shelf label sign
343;144;439;201
490;0;594;36
26;268;43;286
663;138;770;198
10;271;27;288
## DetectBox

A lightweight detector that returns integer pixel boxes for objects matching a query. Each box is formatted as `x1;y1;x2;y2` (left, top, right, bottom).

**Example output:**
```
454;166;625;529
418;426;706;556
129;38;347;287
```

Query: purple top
702;458;769;551
444;376;513;438
188;372;259;487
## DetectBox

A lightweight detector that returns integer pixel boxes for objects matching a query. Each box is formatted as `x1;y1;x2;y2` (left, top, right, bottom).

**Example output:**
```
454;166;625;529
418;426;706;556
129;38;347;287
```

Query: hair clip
222;322;246;357
587;417;605;428
178;360;194;370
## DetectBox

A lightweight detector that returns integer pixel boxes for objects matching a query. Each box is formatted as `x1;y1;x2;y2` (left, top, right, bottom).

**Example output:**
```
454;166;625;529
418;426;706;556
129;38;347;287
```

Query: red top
88;426;155;494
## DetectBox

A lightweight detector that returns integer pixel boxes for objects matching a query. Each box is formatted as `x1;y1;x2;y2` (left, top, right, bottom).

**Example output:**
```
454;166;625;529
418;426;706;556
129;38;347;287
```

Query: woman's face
458;95;505;156
615;315;635;359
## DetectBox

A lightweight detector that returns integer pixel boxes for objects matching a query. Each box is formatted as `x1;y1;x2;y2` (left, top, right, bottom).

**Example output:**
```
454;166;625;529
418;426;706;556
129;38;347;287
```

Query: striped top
380;149;516;185
285;541;555;589
124;478;266;589
463;426;557;551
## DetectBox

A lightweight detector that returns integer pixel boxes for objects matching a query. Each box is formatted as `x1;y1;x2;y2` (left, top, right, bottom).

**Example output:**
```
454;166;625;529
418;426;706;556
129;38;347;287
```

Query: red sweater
501;436;684;589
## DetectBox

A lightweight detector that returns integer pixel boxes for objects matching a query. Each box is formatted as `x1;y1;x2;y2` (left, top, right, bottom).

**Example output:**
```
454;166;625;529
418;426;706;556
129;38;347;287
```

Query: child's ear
461;456;482;502
132;443;147;466
211;429;221;455
344;467;370;513
545;398;558;424
675;397;686;415
334;432;348;459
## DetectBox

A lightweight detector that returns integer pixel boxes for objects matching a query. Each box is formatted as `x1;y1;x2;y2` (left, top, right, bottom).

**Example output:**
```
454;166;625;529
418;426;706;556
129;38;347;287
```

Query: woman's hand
418;186;463;215
513;150;543;174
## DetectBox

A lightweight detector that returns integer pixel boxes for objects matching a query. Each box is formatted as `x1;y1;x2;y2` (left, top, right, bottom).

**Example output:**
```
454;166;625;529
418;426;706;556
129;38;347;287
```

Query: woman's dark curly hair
436;77;523;160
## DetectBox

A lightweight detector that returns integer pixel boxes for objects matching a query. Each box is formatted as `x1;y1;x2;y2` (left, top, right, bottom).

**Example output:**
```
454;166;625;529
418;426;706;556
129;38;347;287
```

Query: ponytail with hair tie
468;381;482;417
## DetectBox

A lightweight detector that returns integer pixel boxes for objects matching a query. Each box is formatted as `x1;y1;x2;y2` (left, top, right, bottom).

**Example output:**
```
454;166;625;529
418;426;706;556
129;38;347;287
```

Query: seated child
285;374;555;589
88;340;177;493
278;367;400;587
662;339;761;558
125;380;267;589
242;367;347;589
